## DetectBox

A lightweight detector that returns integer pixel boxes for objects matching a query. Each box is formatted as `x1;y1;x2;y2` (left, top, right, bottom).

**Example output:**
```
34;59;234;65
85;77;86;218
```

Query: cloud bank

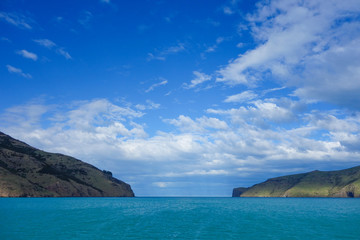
1;96;360;195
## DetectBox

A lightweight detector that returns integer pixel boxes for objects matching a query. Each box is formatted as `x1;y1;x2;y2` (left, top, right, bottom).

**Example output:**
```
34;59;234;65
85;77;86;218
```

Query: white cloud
153;182;170;188
65;99;144;130
33;39;56;49
147;43;185;61
6;65;32;78
2;102;50;129
1;37;11;43
208;99;296;128
224;90;258;103
162;43;185;55
135;100;160;110
184;71;212;89
33;39;72;60
2;97;360;195
0;12;32;29
16;50;38;61
165;115;228;133
204;37;226;54
223;6;234;15
147;53;166;61
56;48;72;60
145;79;168;92
216;0;360;109
222;0;241;16
78;11;93;27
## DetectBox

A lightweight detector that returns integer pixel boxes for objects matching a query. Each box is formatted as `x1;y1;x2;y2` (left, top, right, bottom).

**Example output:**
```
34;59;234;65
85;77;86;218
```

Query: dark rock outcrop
232;187;248;197
0;131;134;197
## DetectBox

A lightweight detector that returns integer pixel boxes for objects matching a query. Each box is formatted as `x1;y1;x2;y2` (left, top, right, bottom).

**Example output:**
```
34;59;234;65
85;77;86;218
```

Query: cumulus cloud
6;65;32;78
16;50;38;61
208;99;297;128
216;0;360;109
1;97;360;195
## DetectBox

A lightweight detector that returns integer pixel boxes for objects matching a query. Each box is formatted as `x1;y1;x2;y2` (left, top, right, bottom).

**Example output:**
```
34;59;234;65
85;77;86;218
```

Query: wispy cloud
224;90;258;103
1;37;11;43
147;43;185;61
137;24;152;33
145;79;168;93
135;100;160;110
56;48;72;60
205;37;225;53
162;43;185;55
183;71;212;89
16;50;38;61
165;115;228;133
147;53;166;61
6;65;32;78
221;0;241;15
0;12;33;29
78;11;93;28
223;6;234;15
33;39;56;49
33;39;72;60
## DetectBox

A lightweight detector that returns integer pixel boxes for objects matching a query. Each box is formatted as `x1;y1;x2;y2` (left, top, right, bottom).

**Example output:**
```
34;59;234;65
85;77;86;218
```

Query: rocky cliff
233;166;360;197
0;131;134;197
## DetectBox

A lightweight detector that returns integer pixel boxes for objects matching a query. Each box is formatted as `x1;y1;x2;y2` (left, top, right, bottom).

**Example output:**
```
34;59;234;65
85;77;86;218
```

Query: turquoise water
1;197;359;239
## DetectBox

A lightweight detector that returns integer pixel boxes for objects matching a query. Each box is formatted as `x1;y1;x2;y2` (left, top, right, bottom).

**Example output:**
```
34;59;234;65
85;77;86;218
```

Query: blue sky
1;0;360;196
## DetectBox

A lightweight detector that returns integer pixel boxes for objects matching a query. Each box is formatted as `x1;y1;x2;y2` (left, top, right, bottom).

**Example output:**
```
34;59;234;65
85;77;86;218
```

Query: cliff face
0;131;134;197
232;187;248;197
233;166;360;197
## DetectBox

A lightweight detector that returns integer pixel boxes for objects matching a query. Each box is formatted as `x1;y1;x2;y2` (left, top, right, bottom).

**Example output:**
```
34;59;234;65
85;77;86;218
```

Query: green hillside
0;131;134;197
233;166;360;197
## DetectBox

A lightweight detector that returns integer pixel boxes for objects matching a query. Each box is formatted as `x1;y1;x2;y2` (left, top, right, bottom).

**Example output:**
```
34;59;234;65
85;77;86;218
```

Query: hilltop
0;131;134;197
233;166;360;197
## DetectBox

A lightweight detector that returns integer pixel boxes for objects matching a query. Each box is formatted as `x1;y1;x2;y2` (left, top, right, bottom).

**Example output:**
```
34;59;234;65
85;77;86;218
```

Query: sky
1;0;360;196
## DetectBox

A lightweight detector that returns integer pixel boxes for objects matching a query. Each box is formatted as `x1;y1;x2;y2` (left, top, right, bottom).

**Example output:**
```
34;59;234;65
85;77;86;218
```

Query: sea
1;197;359;240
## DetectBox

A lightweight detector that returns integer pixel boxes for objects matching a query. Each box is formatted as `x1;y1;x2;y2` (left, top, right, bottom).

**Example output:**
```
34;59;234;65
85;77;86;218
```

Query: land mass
0;131;134;197
233;166;360;197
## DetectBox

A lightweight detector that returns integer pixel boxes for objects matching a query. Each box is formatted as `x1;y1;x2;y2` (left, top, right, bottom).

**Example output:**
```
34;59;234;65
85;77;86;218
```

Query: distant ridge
233;166;360;197
0;131;134;197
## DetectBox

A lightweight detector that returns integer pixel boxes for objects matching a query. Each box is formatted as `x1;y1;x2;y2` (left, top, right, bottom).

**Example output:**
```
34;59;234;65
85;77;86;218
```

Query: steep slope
0;131;134;197
232;187;248;197
233;166;360;197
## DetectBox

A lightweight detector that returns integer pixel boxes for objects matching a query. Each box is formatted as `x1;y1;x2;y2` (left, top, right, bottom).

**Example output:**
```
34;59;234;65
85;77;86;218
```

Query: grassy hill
233;166;360;197
0;131;134;197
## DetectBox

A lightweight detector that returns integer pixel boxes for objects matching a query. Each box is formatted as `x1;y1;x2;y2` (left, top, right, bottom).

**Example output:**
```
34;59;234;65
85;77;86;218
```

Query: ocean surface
1;197;359;240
